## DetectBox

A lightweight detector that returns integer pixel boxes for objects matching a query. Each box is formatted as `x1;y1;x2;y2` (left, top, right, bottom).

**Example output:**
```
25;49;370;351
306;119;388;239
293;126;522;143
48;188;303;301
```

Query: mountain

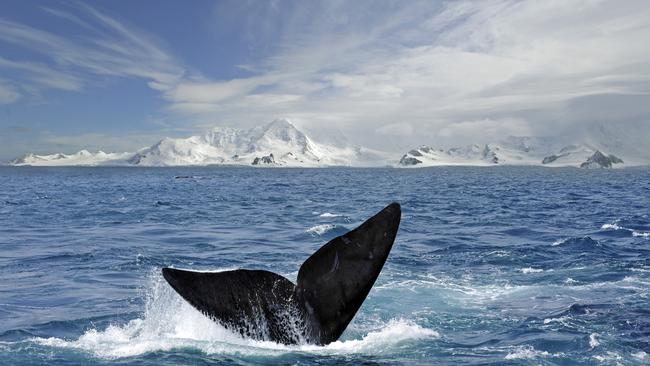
9;150;132;166
399;136;551;167
539;145;623;168
579;151;624;169
9;120;389;167
398;135;632;168
127;119;389;167
8;121;646;168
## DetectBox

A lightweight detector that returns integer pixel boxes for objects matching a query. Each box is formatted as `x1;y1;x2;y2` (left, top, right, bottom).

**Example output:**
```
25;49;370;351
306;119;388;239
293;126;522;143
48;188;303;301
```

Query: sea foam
33;271;438;359
305;224;335;235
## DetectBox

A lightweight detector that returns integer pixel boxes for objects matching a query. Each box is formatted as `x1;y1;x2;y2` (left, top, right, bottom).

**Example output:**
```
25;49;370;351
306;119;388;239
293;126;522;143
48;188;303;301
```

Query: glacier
397;136;630;169
7;120;646;168
9;120;389;167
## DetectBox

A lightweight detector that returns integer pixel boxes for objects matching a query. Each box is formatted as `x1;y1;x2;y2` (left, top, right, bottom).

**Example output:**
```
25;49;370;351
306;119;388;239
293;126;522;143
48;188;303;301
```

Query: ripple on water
0;166;648;365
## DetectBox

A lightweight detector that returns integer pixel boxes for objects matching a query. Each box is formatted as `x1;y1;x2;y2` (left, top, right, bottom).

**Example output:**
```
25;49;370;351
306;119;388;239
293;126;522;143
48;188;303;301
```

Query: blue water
1;166;649;365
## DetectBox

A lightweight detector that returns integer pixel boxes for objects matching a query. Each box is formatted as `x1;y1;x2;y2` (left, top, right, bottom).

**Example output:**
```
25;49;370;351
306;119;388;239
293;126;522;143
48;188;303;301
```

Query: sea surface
0;166;649;365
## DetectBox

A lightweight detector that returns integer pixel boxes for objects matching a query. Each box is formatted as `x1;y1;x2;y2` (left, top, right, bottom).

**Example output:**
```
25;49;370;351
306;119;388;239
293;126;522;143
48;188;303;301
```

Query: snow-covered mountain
9;150;132;166
539;145;622;168
398;136;558;167
9;120;390;167
398;135;629;168
8;121;646;168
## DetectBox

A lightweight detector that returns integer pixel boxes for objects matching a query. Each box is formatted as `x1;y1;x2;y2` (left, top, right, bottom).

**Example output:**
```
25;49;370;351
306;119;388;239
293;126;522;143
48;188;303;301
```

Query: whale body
162;202;401;345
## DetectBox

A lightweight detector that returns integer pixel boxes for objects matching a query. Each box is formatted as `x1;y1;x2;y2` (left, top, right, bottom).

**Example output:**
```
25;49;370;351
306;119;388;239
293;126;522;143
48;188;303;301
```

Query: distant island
8;120;643;169
398;139;625;169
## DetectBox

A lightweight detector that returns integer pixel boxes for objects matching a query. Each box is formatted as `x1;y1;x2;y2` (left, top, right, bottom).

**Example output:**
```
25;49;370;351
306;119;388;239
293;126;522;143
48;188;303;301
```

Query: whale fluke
162;202;401;345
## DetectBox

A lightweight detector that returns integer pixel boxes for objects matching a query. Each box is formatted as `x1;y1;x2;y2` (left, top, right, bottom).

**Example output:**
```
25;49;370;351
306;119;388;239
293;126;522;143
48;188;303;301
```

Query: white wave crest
600;222;622;230
594;351;623;362
552;238;568;246
32;272;438;359
504;346;553;360
306;224;335;235
600;221;650;238
543;316;570;325
519;267;543;274
319;212;342;218
589;333;600;348
307;319;438;354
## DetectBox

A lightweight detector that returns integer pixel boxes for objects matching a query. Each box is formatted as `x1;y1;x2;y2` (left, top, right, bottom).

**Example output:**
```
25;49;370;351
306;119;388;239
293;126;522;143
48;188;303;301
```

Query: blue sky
1;0;650;160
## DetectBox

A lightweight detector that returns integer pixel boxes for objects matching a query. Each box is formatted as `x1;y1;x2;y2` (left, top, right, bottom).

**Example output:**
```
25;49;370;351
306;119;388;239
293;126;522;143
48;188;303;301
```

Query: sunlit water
0;166;649;365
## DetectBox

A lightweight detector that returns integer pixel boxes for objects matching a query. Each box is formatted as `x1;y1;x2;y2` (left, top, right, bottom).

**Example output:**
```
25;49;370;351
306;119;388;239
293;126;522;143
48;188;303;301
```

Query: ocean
0;166;648;365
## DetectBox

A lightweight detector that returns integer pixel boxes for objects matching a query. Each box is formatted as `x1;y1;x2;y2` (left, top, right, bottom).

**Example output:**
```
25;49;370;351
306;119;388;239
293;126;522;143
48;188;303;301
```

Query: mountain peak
254;118;308;149
91;119;373;167
264;119;296;130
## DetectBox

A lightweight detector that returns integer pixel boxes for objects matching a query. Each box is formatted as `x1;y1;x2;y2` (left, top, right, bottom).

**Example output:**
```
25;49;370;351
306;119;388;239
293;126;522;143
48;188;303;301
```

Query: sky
1;0;650;160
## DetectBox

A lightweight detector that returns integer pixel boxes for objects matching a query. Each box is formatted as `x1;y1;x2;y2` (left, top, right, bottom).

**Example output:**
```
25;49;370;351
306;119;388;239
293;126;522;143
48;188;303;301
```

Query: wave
593;351;624;362
552;238;568;246
519;267;544;274
600;222;623;230
305;224;336;235
504;346;559;360
542;315;571;325
31;272;438;359
374;273;649;308
600;220;650;238
319;212;342;218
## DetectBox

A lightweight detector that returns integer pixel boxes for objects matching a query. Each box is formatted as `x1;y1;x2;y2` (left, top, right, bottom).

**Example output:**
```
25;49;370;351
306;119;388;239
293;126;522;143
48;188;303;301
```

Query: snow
7;120;648;168
398;135;633;168
398;142;546;167
9;120;390;167
129;119;390;167
10;150;132;166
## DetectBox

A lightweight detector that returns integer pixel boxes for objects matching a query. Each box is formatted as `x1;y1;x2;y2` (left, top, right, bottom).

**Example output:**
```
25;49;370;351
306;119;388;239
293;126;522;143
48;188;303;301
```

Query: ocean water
0;166;649;365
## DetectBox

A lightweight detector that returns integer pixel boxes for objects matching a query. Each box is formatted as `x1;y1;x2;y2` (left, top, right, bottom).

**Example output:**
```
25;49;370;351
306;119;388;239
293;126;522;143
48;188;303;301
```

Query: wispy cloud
163;0;650;149
0;4;183;100
0;79;20;104
0;56;83;91
1;0;649;156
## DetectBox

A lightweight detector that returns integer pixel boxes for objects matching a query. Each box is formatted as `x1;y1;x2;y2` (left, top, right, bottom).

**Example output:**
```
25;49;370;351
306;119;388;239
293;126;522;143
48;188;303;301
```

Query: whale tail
162;202;401;345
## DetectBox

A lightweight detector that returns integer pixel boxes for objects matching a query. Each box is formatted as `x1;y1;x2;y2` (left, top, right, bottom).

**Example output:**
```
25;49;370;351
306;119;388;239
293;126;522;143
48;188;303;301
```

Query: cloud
437;118;532;143
0;128;167;161
0;79;20;104
165;76;276;104
376;123;414;137
166;0;650;149
0;56;83;91
40;131;163;152
2;0;650;156
0;4;183;100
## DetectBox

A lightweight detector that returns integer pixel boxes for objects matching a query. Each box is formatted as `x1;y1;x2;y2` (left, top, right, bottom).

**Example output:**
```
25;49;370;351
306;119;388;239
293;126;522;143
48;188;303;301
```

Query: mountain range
397;136;629;169
10;120;389;167
8;120;646;168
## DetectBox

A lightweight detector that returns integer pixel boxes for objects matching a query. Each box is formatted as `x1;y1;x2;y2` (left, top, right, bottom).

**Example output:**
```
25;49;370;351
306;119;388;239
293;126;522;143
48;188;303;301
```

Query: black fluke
162;202;401;345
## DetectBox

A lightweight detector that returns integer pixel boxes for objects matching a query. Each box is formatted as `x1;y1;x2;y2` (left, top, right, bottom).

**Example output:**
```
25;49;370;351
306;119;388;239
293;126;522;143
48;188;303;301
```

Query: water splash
305;224;335;235
32;271;438;359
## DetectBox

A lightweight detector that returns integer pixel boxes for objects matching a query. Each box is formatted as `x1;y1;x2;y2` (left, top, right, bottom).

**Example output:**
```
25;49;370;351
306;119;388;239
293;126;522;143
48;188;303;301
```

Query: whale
162;202;401;345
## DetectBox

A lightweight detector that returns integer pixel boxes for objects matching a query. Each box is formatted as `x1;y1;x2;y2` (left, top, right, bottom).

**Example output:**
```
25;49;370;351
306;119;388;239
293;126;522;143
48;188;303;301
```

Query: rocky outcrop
252;153;275;165
482;144;499;164
541;154;560;164
398;155;422;166
580;150;623;169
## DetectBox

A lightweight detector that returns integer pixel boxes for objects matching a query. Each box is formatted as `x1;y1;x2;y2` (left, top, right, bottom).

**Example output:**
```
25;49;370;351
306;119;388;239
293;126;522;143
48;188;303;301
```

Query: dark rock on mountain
252;153;276;165
399;155;422;166
580;150;624;169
